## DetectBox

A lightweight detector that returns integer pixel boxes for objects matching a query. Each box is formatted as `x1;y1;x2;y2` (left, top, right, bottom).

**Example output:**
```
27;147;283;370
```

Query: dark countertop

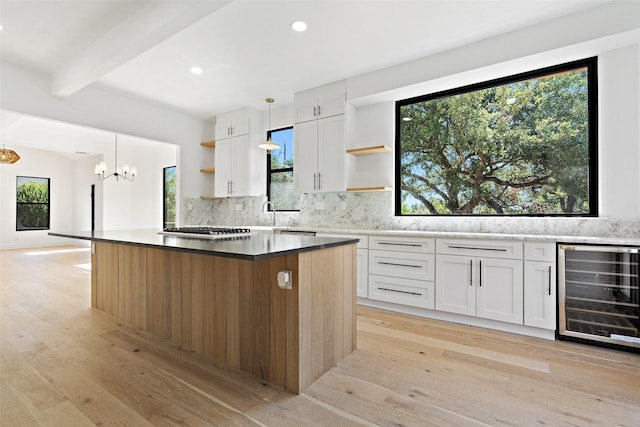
48;229;359;261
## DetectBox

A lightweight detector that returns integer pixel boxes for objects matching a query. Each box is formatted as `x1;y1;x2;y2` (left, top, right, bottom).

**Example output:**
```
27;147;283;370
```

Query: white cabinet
524;242;556;330
368;236;435;309
214;108;264;197
294;80;345;124
435;239;524;324
294;113;345;193
293;81;347;194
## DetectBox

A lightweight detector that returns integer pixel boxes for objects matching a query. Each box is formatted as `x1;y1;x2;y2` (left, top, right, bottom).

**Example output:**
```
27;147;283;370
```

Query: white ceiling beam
51;0;232;98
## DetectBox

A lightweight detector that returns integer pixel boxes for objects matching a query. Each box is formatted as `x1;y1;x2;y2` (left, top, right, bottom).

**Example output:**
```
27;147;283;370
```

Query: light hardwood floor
1;246;639;426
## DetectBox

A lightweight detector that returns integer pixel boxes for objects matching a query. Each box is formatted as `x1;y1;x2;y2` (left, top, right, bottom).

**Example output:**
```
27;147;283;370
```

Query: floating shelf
346;145;391;156
200;140;216;148
200;168;215;174
346;186;392;192
200;195;216;199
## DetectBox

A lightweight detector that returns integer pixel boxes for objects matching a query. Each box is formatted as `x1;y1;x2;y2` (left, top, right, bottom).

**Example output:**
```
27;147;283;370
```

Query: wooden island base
91;241;357;394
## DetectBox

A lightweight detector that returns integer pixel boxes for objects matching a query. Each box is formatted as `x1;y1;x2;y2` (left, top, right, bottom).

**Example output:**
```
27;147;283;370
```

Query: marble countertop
271;226;640;246
49;229;359;261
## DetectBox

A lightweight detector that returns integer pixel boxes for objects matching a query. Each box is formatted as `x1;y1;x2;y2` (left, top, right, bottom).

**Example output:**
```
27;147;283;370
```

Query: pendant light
258;98;280;152
95;134;137;182
0;146;20;164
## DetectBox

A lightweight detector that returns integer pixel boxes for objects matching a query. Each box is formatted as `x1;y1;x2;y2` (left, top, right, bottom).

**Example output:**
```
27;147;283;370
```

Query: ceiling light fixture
0;145;20;164
291;20;307;32
95;134;137;182
190;66;203;75
258;98;280;152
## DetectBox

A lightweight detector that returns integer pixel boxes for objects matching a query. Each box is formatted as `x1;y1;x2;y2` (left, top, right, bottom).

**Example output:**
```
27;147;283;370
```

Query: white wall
0;60;207;225
0;147;76;249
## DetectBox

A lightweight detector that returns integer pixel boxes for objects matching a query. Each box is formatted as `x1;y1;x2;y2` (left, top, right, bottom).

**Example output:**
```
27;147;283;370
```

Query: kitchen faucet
262;201;276;226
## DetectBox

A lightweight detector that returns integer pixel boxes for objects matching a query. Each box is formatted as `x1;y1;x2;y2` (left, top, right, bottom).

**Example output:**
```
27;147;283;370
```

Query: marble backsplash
184;191;640;238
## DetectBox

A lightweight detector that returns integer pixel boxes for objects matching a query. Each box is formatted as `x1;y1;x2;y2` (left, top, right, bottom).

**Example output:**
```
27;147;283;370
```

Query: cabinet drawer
524;241;556;262
369;236;434;253
436;238;523;260
369;250;434;281
369;275;434;309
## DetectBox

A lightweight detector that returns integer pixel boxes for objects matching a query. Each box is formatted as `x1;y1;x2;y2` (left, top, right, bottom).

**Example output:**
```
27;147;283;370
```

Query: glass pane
163;166;177;229
268;127;294;169
16;177;49;203
398;61;594;216
269;171;300;211
17;204;49;230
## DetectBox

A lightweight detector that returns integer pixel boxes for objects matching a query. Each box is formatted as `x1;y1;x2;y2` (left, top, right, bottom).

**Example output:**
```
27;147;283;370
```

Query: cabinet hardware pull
313;173;317;190
470;259;473;286
479;260;482;287
378;242;423;247
548;265;552;296
313;106;317;116
377;261;422;268
448;245;507;252
318;172;321;189
378;287;422;296
317;105;321;116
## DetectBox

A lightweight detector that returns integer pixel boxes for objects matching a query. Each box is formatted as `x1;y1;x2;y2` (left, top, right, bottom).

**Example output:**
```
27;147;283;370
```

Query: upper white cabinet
214;108;264;197
294;80;346;124
435;239;524;324
294;80;349;193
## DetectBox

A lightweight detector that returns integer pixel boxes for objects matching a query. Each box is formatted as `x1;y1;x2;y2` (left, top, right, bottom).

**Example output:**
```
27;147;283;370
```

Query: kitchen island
49;229;358;394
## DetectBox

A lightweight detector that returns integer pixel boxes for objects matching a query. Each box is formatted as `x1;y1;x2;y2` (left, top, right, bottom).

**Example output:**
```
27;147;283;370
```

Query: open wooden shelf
200;140;216;148
346;145;391;156
200;195;216;199
346;186;392;192
200;168;215;174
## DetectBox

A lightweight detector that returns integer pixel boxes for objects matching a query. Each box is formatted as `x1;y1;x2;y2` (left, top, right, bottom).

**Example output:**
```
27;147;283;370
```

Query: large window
267;126;299;211
16;176;50;231
163;166;176;229
396;57;598;216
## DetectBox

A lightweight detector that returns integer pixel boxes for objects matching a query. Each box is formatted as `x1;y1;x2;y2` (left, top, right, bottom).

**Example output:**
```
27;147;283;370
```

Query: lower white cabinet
369;275;435;309
435;254;523;323
523;242;556;330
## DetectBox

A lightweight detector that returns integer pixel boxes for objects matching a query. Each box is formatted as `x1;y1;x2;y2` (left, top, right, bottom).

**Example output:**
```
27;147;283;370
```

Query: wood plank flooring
2;246;639;426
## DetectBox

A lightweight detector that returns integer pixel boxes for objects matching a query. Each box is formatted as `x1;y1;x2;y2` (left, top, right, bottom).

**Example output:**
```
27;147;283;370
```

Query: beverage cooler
558;244;639;351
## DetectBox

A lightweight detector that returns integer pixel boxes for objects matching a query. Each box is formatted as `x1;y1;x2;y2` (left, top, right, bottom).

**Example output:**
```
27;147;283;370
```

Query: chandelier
95;134;137;181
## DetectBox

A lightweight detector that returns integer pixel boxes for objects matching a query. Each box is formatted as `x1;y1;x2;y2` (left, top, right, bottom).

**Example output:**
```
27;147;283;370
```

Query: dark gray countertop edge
48;231;359;261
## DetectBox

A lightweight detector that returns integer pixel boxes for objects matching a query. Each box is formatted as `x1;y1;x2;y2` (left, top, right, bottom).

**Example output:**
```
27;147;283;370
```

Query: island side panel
296;243;357;392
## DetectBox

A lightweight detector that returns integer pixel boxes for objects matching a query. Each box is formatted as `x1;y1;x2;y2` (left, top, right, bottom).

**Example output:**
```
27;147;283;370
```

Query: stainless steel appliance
159;227;252;240
558;244;639;351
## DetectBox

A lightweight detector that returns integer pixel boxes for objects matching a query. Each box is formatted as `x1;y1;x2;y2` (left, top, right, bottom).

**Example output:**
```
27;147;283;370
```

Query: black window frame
266;126;299;211
16;176;51;231
395;57;598;217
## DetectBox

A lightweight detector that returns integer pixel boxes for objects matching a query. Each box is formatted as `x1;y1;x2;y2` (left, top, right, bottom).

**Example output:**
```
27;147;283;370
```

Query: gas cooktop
159;227;252;240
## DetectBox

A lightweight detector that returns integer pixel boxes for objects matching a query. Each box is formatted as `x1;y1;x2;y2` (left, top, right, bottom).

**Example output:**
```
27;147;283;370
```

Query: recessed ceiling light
291;20;307;32
190;66;203;75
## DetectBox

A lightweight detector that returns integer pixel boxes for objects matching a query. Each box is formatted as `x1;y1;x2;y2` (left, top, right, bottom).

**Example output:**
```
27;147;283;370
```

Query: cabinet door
229;134;250;196
435;254;476;316
214;138;232;196
317;91;345;118
316;115;345;192
294;120;318;193
357;248;368;298
524;261;556;329
476;257;523;324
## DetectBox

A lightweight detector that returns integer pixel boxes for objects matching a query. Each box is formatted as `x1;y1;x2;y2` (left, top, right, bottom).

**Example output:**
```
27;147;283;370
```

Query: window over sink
267;126;300;211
